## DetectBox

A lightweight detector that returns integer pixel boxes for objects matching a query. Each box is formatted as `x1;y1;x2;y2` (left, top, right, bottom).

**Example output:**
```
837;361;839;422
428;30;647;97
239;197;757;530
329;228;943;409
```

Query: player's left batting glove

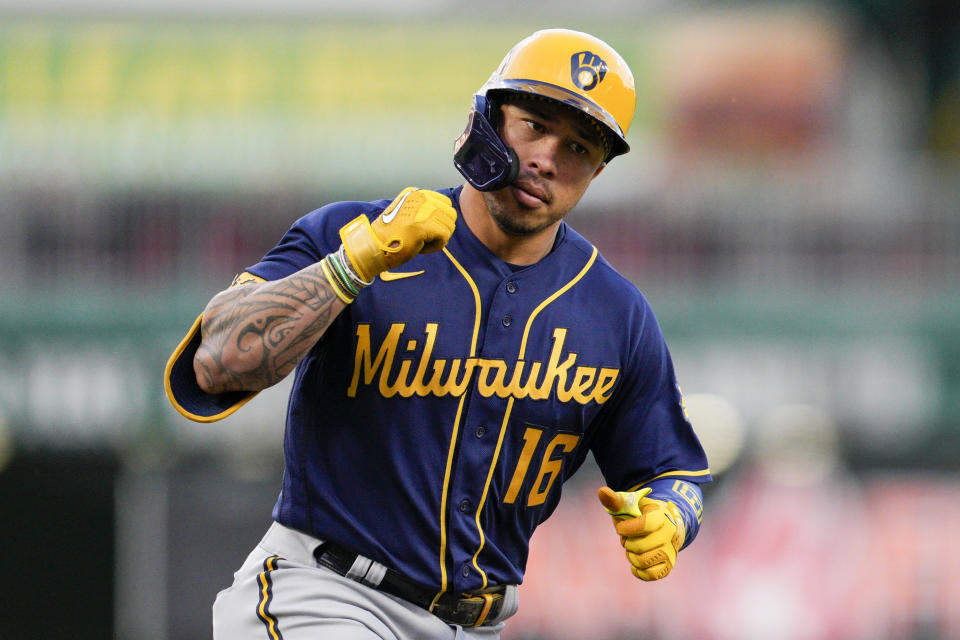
597;486;687;581
339;187;458;282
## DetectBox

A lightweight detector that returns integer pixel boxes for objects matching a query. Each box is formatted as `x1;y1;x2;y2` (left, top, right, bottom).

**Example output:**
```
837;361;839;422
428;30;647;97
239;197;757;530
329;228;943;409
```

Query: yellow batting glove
598;486;687;582
339;187;457;282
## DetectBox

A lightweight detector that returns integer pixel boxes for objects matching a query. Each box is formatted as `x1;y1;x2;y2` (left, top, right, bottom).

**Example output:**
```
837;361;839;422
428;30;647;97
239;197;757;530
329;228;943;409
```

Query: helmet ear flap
453;94;519;191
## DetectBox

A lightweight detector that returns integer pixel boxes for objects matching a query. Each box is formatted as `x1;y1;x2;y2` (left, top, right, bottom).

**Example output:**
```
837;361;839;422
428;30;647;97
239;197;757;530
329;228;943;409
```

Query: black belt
314;542;506;627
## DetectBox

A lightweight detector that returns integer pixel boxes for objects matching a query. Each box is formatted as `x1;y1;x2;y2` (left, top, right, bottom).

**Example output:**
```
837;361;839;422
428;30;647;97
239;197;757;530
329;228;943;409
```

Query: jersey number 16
503;426;581;507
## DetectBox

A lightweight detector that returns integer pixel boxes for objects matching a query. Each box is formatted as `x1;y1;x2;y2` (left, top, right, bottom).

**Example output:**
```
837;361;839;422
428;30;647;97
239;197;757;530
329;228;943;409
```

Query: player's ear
592;161;606;180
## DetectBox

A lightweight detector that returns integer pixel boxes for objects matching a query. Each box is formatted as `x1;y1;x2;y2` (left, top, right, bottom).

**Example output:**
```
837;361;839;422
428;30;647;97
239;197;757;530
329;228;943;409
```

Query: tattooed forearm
194;262;346;393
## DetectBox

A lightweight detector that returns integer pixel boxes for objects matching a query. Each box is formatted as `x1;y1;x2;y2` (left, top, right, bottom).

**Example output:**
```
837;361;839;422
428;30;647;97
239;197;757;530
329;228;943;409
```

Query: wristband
338;244;374;288
320;257;356;304
321;246;373;304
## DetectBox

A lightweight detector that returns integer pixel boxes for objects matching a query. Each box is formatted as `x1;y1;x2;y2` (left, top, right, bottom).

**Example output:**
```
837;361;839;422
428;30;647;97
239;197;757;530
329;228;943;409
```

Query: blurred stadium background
1;0;959;638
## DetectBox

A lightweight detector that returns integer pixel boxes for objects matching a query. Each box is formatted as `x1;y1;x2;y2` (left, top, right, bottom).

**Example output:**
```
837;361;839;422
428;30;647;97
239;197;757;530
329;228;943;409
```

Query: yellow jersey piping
471;245;599;587
436;247;482;595
627;468;713;492
163;272;266;423
163;313;260;422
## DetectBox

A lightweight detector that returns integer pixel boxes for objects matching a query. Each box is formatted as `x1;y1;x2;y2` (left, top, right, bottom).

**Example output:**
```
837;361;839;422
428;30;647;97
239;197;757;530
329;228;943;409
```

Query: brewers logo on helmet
454;28;636;191
570;50;607;91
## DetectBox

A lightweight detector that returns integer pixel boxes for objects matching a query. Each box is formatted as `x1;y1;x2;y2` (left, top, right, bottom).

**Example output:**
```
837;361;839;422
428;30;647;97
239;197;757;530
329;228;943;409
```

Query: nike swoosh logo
379;270;425;282
381;188;419;224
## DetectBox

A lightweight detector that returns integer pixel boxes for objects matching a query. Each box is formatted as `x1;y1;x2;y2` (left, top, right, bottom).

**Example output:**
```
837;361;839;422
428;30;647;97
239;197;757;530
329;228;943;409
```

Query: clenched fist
340;187;457;282
598;486;687;581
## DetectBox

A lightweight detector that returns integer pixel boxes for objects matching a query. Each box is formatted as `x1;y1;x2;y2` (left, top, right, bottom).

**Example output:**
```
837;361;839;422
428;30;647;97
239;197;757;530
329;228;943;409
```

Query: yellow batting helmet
484;28;636;157
454;29;636;190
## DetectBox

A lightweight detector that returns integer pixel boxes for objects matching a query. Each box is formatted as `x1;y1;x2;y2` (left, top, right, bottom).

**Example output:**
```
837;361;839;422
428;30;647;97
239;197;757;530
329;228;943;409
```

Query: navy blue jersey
230;185;710;593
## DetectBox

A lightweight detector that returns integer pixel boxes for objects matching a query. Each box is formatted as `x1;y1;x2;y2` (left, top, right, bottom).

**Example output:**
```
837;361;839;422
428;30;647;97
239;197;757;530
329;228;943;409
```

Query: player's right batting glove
597;486;687;581
339;187;458;282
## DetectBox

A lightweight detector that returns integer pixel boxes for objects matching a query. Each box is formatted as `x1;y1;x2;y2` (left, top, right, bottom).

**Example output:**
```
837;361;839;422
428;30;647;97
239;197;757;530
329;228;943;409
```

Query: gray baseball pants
212;522;519;639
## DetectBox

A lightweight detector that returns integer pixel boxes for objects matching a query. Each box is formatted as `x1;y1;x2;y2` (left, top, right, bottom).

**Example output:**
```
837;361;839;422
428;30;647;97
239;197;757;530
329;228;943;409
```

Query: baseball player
165;28;710;640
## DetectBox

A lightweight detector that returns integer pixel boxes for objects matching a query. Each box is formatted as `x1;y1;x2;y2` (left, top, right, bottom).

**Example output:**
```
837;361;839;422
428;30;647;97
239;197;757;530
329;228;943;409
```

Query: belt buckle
462;592;498;627
430;588;504;627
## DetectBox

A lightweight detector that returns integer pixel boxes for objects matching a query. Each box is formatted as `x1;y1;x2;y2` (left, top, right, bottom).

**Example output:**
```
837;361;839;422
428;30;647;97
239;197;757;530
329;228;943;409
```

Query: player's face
482;100;607;237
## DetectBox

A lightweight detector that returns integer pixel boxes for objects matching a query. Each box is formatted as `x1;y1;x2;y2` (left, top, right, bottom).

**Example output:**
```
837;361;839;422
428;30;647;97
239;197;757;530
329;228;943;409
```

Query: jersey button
458;499;472;513
502;315;513;327
475;426;487;438
506;281;517;294
461;565;471;577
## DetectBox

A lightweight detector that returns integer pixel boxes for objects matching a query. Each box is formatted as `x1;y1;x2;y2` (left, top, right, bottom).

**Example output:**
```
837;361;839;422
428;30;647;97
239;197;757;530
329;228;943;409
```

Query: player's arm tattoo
193;262;344;393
